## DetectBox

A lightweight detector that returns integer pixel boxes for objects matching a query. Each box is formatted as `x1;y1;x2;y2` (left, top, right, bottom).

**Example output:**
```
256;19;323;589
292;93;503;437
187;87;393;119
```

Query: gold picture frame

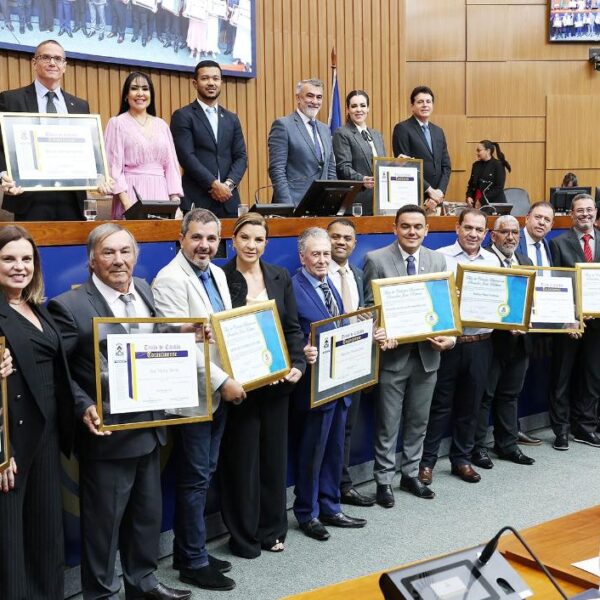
373;156;424;215
575;263;600;318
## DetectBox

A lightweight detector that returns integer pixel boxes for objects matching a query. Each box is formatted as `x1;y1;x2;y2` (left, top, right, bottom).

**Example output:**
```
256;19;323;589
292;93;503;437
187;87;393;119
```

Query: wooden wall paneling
369;0;382;134
446;170;471;203
406;0;466;62
466;5;508;61
405;62;466;116
467;117;546;143
467;0;545;4
497;142;546;201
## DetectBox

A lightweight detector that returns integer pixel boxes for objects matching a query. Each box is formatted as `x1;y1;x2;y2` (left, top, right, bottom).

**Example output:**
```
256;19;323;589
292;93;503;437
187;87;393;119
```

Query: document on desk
572;557;600;577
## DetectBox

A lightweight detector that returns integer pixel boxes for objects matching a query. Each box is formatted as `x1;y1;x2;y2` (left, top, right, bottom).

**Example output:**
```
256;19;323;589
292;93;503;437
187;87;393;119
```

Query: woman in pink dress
104;71;183;219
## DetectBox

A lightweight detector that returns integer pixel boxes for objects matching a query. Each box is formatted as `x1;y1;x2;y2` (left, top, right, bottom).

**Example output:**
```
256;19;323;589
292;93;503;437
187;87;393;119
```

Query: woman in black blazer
466;139;511;206
0;225;75;600
332;89;386;215
218;212;306;558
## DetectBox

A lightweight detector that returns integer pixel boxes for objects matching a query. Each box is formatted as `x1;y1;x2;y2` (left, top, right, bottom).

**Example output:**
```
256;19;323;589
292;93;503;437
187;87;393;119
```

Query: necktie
309;120;323;162
534;241;544;276
199;269;225;312
406;255;416;276
46;91;58;114
319;281;339;318
504;258;512;268
421;123;433;153
119;293;139;332
206;106;218;140
338;266;353;314
583;233;594;263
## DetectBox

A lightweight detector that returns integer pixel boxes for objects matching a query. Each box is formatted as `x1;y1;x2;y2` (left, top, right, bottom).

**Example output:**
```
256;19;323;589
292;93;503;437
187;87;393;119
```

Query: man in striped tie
291;227;367;541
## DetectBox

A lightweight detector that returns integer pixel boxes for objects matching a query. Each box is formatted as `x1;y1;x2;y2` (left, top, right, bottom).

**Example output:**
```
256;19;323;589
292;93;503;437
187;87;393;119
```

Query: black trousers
421;337;493;468
475;346;529;453
12;191;82;221
0;428;63;600
549;327;600;436
218;385;289;558
340;390;361;493
36;0;54;29
131;4;148;39
110;0;127;35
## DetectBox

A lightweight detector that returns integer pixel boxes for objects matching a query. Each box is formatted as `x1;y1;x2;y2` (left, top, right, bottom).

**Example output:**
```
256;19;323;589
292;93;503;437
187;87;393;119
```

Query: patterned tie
319;281;339;317
46;91;58;114
199;269;225;312
504;258;512;268
406;255;416;276
583;233;594;263
421;123;433;153
119;293;139;332
309;120;323;162
337;266;354;314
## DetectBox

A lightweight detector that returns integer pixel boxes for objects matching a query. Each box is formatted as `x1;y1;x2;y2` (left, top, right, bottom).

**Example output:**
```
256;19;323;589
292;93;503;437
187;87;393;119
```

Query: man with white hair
268;78;337;206
472;215;536;469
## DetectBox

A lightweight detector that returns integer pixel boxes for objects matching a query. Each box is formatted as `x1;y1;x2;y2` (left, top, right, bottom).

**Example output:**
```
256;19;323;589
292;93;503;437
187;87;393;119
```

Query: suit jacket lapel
63;90;79;114
294;112;320;162
193;102;218;146
411;116;433;158
390;243;408;276
175;251;213;312
299;271;330;321
24;83;39;112
567;229;585;262
350;125;374;174
372;129;386;156
419;248;432;274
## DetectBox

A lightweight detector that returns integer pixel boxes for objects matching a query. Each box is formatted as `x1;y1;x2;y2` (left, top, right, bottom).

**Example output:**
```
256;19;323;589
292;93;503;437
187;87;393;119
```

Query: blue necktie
534;241;543;276
319;281;339;317
309;120;323;162
206;106;218;140
198;269;225;312
406;255;416;276
421;124;433;154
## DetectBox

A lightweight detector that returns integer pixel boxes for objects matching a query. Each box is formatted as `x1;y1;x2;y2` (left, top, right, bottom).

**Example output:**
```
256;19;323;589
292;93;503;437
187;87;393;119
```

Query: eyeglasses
35;54;66;65
574;209;596;215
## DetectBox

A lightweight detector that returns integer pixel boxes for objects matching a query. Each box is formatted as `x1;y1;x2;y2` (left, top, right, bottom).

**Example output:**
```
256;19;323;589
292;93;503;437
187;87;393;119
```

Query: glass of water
84;198;97;221
352;203;363;217
237;204;249;217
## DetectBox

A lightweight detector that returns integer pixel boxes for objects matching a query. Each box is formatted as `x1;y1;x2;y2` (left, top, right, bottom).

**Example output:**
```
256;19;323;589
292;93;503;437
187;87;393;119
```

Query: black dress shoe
573;430;600;447
163;39;172;48
494;446;535;465
19;24;24;33
118;34;124;43
67;30;72;37
107;31;116;37
320;512;366;528
553;434;569;451
340;487;376;507
472;448;494;469
6;22;13;31
376;484;395;508
86;29;96;37
400;476;435;499
418;466;433;485
299;517;330;541
58;27;65;36
131;34;138;42
98;32;104;40
179;565;235;591
26;22;32;30
73;24;81;32
208;554;232;573
518;431;542;446
131;582;192;599
450;464;481;483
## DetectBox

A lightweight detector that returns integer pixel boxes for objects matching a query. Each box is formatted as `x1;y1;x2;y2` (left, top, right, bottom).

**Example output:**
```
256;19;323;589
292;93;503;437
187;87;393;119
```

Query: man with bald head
472;215;535;469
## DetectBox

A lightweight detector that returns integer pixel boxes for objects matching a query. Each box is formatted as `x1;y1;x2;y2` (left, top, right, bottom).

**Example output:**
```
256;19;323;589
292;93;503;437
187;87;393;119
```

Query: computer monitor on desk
549;186;592;214
293;180;362;217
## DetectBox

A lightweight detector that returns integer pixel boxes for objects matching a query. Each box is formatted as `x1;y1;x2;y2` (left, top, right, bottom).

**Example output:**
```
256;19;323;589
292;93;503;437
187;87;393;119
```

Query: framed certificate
373;156;424;215
576;263;600;317
371;272;462;343
0;113;109;192
183;0;208;19
93;317;213;432
211;300;291;392
132;0;158;11
160;0;181;15
0;337;9;474
310;307;381;409
522;266;583;333
456;264;535;331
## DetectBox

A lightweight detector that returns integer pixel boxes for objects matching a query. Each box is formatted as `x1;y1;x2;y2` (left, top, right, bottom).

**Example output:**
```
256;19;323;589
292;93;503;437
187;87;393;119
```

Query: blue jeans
173;404;227;569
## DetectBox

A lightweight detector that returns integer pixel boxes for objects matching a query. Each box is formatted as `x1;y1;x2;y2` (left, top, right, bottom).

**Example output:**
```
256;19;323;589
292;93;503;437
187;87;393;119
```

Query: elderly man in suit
392;86;451;213
549;193;600;451
268;78;337;206
152;208;246;591
363;205;454;507
472;215;536;470
0;40;103;221
48;224;190;600
291;227;366;542
171;60;248;217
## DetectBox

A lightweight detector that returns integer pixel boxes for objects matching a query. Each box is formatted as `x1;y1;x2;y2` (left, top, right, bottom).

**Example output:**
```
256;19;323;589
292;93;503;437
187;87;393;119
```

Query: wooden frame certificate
310;306;381;409
373;156;424;215
576;263;600;317
0;337;9;473
522;266;582;333
0;113;109;191
211;300;291;392
93;317;212;432
371;272;462;343
456;264;535;331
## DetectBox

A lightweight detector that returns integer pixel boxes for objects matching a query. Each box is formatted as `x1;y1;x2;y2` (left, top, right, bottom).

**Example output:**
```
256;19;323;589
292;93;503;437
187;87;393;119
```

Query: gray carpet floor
73;428;600;599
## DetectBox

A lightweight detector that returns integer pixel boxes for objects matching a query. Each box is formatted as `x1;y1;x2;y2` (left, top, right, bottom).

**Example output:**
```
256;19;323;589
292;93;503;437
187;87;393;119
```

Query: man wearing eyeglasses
549;193;600;451
0;40;99;221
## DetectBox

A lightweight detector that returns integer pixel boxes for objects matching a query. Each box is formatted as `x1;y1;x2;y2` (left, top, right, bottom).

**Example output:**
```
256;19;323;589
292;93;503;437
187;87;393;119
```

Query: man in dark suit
472;215;536;470
363;205;454;507
48;224;191;600
268;78;337;206
549;193;600;450
392;86;451;213
292;227;366;541
0;40;93;221
171;60;248;217
326;218;374;508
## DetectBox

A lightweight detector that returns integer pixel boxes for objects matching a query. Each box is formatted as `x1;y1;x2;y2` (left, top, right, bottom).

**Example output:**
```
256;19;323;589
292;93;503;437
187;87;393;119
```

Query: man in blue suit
171;60;248;217
291;227;366;541
268;78;337;206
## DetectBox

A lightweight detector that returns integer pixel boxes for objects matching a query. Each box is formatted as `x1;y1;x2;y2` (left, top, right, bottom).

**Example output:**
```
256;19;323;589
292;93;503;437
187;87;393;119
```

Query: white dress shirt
523;229;551;269
296;109;324;156
328;260;360;311
34;79;68;114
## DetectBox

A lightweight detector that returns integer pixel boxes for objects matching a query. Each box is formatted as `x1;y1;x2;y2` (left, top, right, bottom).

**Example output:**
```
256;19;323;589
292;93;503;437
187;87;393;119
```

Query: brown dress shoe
418;466;433;485
450;464;481;483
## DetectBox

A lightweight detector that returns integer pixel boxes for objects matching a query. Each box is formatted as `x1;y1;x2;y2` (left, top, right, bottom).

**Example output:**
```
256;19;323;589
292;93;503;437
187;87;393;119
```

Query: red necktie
583;233;593;263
